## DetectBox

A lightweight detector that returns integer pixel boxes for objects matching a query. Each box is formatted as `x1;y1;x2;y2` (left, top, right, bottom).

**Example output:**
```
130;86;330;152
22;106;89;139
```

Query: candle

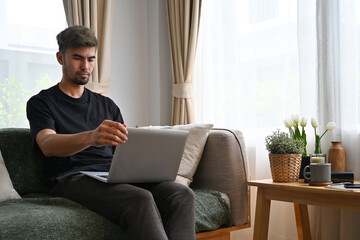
311;156;325;163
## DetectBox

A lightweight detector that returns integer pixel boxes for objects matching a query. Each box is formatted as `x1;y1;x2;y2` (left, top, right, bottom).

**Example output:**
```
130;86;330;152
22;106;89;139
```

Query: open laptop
80;127;188;183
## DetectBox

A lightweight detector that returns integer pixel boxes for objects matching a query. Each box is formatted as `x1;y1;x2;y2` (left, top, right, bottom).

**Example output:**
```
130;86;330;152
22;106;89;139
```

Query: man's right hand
90;120;128;147
36;120;128;157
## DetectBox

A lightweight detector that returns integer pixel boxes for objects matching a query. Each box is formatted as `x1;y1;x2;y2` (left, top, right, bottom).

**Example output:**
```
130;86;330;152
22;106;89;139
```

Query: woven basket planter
269;154;302;182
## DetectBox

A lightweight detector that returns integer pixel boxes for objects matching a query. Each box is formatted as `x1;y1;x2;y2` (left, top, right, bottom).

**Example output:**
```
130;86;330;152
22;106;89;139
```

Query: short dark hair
56;25;98;53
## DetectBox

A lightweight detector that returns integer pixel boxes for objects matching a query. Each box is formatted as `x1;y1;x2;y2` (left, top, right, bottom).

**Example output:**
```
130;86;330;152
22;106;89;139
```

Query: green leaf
265;129;303;154
294;126;301;139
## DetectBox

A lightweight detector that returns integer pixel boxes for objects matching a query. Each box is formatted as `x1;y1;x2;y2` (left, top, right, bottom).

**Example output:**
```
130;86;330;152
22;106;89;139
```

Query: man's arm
36;120;128;157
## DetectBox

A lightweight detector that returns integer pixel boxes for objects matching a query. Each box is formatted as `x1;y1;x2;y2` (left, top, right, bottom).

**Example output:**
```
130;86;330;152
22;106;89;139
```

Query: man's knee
124;188;155;209
115;187;159;224
165;182;195;205
177;184;194;202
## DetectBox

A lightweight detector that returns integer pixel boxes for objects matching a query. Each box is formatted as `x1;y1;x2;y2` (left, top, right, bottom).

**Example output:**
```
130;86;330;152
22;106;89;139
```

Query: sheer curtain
194;0;315;174
194;1;315;239
194;0;360;239
315;1;360;239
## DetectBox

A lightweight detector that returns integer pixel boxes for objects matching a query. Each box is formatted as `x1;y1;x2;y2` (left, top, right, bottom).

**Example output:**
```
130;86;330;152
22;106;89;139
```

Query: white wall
111;0;172;127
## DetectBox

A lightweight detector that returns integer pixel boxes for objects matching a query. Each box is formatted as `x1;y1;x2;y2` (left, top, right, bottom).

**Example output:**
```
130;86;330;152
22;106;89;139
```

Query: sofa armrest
191;128;249;226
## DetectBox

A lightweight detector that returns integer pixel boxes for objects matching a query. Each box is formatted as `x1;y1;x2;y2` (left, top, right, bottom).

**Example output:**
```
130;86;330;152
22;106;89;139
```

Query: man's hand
90;120;128;147
36;120;128;157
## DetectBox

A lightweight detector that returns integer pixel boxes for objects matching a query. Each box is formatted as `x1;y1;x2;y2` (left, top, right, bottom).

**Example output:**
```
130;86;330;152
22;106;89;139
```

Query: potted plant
265;130;304;182
284;115;336;179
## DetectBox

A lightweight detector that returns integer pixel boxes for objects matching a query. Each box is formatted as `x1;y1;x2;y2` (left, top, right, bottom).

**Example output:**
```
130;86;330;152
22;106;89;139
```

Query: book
304;171;354;183
326;182;360;192
331;171;354;183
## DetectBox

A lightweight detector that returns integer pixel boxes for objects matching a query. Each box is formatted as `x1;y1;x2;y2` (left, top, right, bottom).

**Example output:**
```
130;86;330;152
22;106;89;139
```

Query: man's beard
72;71;91;85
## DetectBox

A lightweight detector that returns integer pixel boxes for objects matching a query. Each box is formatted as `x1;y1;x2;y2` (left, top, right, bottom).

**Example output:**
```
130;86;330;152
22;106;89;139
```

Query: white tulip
326;122;336;131
291;114;300;125
300;117;307;127
311;118;318;128
283;119;293;128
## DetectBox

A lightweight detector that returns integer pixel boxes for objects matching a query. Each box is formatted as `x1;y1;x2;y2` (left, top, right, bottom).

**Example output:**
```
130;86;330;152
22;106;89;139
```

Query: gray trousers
50;173;195;240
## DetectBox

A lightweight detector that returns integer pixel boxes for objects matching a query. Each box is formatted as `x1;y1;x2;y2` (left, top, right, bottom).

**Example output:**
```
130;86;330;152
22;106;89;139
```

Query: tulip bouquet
283;115;307;157
311;119;336;154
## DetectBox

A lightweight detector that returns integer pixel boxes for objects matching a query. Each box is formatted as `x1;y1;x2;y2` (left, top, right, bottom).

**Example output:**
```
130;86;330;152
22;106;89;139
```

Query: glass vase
314;135;322;154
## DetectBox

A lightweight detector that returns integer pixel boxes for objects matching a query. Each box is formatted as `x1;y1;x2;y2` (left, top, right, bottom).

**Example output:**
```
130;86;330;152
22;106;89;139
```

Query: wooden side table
249;179;360;240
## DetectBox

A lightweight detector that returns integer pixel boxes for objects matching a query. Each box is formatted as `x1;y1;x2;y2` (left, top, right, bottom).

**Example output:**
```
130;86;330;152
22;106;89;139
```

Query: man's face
57;47;96;85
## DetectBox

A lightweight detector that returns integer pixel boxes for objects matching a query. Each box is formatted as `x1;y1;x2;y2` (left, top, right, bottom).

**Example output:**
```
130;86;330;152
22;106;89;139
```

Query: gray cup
303;163;332;186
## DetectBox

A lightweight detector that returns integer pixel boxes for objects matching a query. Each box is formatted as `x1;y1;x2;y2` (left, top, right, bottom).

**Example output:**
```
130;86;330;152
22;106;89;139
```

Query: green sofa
0;128;249;240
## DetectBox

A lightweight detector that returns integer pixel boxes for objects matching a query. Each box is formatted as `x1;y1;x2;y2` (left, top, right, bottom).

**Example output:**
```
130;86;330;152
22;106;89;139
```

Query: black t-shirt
26;84;124;184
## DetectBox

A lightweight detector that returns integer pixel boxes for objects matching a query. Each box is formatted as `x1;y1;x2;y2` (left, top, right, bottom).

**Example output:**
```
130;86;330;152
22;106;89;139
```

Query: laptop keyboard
98;175;108;179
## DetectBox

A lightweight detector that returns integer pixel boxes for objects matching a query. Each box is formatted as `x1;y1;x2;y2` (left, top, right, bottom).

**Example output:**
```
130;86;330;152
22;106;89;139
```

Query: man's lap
50;172;193;222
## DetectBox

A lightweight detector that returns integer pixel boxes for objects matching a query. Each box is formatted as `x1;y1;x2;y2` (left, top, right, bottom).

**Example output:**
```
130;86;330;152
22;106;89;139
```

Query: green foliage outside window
36;74;57;90
0;77;29;127
0;74;57;128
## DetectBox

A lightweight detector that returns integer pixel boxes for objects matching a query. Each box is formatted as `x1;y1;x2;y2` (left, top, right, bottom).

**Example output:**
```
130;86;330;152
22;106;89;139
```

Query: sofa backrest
0;128;49;195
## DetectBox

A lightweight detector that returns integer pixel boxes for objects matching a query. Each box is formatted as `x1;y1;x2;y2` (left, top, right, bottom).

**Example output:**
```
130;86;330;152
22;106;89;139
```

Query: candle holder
310;153;327;163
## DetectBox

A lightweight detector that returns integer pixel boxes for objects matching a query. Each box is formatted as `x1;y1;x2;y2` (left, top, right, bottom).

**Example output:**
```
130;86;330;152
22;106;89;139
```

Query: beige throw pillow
0;150;21;202
143;123;213;186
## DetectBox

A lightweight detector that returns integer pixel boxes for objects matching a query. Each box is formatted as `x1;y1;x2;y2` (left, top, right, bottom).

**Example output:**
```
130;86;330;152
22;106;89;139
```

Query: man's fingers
118;123;128;135
99;121;128;142
108;126;128;142
96;132;126;146
102;120;128;135
92;120;128;147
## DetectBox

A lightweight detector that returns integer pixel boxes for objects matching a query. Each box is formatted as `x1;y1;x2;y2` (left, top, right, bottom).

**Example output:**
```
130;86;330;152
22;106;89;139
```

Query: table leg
253;187;271;240
294;203;312;240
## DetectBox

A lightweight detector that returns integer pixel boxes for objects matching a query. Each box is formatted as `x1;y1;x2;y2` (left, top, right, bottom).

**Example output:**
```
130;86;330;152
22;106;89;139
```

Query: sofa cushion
0;188;230;238
194;189;231;233
0;197;128;240
0;150;21;202
0;128;49;195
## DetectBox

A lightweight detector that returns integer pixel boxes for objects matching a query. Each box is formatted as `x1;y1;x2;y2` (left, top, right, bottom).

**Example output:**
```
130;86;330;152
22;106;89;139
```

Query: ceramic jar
327;141;346;171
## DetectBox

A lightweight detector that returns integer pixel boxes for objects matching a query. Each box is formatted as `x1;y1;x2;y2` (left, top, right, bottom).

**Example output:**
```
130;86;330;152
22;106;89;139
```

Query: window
194;0;302;131
193;0;316;184
194;1;360;238
0;0;67;128
248;0;279;24
194;0;360;187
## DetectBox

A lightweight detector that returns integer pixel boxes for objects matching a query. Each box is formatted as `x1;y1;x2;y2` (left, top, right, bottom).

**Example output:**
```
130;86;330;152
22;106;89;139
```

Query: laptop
80;127;189;183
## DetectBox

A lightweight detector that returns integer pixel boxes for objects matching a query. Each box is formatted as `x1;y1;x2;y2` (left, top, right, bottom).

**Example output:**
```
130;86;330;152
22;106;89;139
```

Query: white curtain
194;0;360;239
314;1;360;240
194;1;310;236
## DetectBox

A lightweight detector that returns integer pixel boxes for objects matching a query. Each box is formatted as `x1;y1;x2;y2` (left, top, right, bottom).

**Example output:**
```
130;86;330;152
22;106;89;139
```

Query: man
26;25;195;240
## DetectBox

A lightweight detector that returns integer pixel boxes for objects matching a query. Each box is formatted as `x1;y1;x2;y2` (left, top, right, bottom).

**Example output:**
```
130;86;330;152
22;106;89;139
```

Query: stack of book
303;171;354;183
